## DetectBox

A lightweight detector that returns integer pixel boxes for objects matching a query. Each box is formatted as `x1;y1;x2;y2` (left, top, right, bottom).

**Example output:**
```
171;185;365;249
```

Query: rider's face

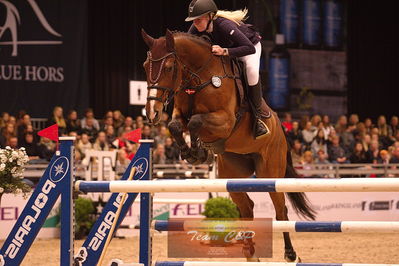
193;15;210;32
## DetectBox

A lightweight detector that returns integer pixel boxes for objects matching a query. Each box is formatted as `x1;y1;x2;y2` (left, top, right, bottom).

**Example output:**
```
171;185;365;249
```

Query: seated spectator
76;133;92;158
93;131;110;151
287;121;303;145
101;116;114;131
165;137;180;164
8;116;16;126
115;149;131;176
66;110;81;133
154;125;169;146
47;106;67;135
0;134;5;148
353;122;366;142
291;139;304;165
349;142;368;163
389;146;399;163
364;117;374;134
310;114;321;131
377;115;392;148
322;115;334;139
360;133;371;152
17;114;31;143
118;116;134;136
302;121;317;148
315;149;330;164
378;150;390;164
81;108;100;131
348;113;359;126
366;140;380;163
335;115;347;136
341;124;356;152
311;129;327;157
113;110;125;131
328;135;348;163
142;124;153;139
7;136;18;149
135;115;144;129
282;112;293;133
80;117;99;142
23;133;40;159
2;123;16;142
153;144;166;164
389;116;399;142
105;125;116;144
37;137;55;160
301;151;316;177
161;112;170;124
0;112;10;128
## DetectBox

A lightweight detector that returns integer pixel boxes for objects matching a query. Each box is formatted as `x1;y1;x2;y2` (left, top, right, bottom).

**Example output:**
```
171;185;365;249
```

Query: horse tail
284;130;317;220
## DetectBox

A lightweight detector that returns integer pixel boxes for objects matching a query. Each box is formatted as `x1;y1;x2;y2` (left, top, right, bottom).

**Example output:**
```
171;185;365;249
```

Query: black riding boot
249;81;270;139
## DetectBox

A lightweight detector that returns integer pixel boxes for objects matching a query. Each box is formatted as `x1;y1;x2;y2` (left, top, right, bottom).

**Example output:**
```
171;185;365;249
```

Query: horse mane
172;31;211;49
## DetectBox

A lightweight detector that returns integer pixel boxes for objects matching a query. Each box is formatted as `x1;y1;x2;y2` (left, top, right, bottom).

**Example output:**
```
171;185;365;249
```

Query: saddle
228;57;272;120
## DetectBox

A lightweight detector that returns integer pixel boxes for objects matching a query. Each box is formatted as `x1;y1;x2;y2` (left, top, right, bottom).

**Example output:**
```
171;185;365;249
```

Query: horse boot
248;81;270;139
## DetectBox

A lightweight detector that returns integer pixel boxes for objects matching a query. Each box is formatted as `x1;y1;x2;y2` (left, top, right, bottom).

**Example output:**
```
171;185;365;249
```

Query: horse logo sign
0;0;62;57
49;156;69;183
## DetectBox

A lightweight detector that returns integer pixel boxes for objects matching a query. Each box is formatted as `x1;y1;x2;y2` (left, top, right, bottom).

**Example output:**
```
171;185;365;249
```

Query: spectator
389;146;399;164
287;121;303;145
118;116;134;136
311;129;327;157
76;133;92;158
101;116;114;131
125;142;138;160
291;139;304;165
93;131;110;151
17;114;31;141
328;135;348;163
341;124;356;152
47;106;67;135
378;150;390;164
302;121;317;148
80;117;98;142
142;124;153;139
353;122;366;142
388;116;399;142
23;133;40;159
299;115;309;130
2;123;17;142
377;115;391;148
113;110;125;131
349;142;368;163
282;112;293;133
366;140;380;163
301;151;314;177
165;137;180;163
348;114;359;126
115;149;131;176
315;149;330;164
105;125;116;144
0;112;10;128
322;115;334;139
81;108;100;131
364;118;374;134
135;115;144;129
161;112;170;124
37;137;55;161
154;125;169;146
8;116;16;126
153;144;166;164
16;110;27;127
310;115;321;130
66;110;81;133
0;134;5;148
7;136;18;149
335;115;347;136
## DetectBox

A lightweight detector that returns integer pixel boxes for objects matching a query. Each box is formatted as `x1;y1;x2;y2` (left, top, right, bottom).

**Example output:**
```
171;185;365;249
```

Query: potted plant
0;146;31;207
202;197;240;246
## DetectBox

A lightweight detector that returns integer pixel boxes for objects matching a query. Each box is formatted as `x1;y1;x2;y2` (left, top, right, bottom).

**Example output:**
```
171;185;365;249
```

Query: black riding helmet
185;0;218;22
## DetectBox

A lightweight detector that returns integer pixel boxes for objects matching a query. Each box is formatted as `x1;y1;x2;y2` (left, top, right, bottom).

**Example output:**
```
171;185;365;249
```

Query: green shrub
74;197;96;239
202;197;240;219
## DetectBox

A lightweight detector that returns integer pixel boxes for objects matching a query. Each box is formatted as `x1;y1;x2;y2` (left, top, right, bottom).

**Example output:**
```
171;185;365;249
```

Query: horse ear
165;29;175;52
141;28;155;48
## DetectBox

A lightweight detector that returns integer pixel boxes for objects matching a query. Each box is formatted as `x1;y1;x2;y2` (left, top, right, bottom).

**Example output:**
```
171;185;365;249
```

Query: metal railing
30;118;48;131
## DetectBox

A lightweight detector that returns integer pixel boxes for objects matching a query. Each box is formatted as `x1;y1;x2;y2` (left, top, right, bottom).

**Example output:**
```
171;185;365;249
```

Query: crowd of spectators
282;113;399;166
1;108;399;171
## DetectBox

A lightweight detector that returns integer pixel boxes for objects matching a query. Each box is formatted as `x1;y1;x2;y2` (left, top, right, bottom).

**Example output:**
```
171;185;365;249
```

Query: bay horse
142;29;316;262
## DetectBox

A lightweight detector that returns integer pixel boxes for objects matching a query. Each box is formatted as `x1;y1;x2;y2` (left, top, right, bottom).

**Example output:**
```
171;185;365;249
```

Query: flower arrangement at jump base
0;146;31;200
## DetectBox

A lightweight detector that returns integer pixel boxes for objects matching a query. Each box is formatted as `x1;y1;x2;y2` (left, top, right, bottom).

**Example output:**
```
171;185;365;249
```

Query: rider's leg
239;42;270;139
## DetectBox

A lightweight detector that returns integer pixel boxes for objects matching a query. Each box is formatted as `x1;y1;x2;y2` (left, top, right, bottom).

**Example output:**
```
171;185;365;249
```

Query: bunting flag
37;124;59;142
123;128;142;143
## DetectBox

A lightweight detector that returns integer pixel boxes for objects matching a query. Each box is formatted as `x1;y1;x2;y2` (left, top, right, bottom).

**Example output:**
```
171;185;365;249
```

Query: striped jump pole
153;220;399;233
75;178;399;193
154;262;399;266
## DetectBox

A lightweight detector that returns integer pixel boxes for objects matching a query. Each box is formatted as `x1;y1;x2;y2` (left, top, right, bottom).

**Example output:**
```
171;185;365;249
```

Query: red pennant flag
38;124;59;142
123;128;142;143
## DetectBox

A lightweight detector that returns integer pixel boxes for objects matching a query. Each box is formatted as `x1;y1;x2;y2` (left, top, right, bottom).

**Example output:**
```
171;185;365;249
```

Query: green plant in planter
57;196;96;239
202;197;240;246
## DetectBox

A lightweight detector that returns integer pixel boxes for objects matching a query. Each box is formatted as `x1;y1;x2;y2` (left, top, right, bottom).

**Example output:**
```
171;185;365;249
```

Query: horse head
142;29;180;125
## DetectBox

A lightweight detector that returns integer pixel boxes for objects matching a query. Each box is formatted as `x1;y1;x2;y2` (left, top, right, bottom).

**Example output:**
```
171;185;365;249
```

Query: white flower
15;188;22;194
9;158;13;163
0;187;4;193
11;167;17;174
0;163;5;171
20;147;26;151
5;146;11;150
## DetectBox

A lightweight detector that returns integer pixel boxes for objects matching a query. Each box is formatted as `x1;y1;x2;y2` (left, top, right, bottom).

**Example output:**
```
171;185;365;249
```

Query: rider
185;0;270;139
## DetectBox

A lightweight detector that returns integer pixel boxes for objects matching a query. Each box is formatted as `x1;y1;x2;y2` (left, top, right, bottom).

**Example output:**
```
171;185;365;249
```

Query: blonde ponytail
215;8;248;25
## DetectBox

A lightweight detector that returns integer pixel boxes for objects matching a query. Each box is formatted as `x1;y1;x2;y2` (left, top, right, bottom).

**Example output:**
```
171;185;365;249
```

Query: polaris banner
0;0;88;117
0;138;74;266
74;140;152;266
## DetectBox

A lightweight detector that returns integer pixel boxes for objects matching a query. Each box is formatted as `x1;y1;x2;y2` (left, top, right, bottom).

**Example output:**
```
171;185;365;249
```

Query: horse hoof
284;249;298;262
246;257;260;262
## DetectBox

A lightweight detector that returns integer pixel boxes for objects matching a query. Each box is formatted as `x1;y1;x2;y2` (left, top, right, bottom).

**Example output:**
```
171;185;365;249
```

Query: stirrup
255;119;270;139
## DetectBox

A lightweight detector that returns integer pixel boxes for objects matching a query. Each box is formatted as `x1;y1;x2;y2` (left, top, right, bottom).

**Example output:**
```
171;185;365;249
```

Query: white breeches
238;42;261;86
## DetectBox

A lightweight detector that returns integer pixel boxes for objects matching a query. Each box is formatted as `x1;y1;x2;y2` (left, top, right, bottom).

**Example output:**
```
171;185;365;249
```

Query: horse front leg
168;116;197;164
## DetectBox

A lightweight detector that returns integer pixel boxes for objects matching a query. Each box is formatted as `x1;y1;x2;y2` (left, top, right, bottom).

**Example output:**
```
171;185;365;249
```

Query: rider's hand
212;45;228;56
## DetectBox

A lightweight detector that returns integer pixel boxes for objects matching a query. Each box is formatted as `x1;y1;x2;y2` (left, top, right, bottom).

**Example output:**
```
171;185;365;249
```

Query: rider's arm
215;18;256;58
